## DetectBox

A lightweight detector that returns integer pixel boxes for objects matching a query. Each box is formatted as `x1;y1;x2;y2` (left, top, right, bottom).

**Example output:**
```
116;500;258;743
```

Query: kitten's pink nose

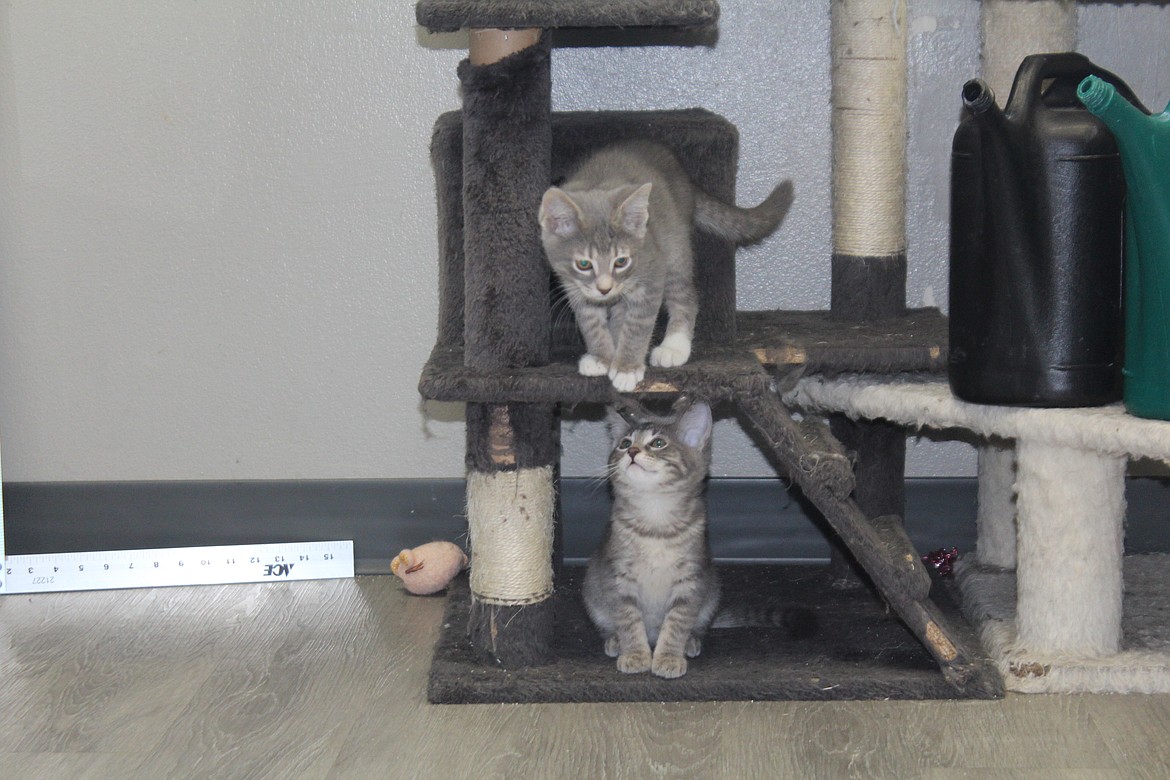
627;447;640;461
596;276;613;295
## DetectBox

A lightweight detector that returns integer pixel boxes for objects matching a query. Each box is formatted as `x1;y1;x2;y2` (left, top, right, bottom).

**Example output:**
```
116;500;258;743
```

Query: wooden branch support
736;388;1001;696
871;514;932;600
735;390;854;501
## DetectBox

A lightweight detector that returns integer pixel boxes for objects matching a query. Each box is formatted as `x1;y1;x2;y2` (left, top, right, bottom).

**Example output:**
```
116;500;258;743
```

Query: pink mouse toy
391;541;469;595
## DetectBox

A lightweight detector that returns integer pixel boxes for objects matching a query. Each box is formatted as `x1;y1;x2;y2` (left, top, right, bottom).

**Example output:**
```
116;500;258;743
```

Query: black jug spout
961;78;1018;155
961;78;997;116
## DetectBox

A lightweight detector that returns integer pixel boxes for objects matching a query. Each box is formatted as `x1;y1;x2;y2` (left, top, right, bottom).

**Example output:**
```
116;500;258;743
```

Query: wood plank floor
2;575;1169;779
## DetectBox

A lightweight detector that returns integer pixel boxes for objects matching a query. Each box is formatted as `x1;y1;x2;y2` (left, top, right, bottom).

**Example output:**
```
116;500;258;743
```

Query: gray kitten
583;399;719;679
539;141;793;392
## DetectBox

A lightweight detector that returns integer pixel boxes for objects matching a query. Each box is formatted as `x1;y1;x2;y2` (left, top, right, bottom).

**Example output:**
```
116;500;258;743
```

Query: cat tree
416;0;1003;701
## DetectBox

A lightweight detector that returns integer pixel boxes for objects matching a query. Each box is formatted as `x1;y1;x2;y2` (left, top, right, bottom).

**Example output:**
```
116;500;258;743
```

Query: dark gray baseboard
4;478;1168;575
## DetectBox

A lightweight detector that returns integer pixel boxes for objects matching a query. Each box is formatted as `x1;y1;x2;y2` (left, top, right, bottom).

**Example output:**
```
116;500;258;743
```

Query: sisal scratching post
461;30;558;667
830;0;908;320
828;0;909;580
973;0;1076;571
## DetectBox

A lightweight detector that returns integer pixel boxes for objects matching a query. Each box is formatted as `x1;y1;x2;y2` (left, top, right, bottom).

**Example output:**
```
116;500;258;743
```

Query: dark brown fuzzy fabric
431;116;466;350
416;0;720;33
466;596;557;668
421;341;768;406
465;402;560;473
831;253;908;323
831;416;907;518
428;565;1002;703
826;252;910;579
419;309;948;405
741;308;948;375
458;38;553;372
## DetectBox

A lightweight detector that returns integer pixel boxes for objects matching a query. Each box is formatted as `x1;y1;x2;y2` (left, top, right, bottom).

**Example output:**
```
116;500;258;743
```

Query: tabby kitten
540;140;794;392
583;399;719;679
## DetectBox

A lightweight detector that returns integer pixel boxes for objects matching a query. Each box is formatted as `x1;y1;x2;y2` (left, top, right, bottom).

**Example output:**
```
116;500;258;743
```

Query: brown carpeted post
460;30;558;667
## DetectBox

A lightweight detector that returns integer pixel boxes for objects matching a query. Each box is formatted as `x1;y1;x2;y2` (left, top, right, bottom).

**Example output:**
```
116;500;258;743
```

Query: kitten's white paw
650;333;692;368
651;652;688;679
685;636;703;658
608;365;645;393
617;650;652;674
578;353;610;377
604;636;620;658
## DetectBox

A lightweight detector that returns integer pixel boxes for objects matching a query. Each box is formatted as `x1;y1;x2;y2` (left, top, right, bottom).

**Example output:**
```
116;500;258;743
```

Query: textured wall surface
0;1;1166;482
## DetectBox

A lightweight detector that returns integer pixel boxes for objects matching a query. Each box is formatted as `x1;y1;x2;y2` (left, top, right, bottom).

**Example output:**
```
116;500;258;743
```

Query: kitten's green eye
575;258;592;272
618;438;632;450
650;437;667;449
613;256;630;270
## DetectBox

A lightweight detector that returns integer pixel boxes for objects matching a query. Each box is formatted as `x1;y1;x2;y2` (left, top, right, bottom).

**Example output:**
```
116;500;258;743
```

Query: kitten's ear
540;188;582;238
616;183;652;238
676;401;712;450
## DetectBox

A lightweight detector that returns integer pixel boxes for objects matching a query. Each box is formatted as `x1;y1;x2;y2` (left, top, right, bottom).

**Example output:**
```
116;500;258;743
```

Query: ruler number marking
3;541;354;594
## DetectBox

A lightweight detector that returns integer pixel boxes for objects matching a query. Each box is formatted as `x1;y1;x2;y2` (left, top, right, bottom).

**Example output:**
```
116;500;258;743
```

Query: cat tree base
428;563;995;704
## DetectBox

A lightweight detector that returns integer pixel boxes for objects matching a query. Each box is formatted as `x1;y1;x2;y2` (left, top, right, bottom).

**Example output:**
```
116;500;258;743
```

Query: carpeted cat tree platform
414;0;1003;702
788;375;1170;694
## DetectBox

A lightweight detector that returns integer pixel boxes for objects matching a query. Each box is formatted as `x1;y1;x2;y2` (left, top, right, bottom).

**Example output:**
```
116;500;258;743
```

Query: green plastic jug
1079;75;1170;420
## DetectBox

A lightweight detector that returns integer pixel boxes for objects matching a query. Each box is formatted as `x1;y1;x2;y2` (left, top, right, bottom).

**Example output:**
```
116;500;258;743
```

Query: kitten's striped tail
713;602;817;639
695;180;794;245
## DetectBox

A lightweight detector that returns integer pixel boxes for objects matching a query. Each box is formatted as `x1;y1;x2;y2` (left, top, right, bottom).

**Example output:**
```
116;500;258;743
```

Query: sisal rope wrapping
981;0;1077;106
467;466;555;605
831;0;908;257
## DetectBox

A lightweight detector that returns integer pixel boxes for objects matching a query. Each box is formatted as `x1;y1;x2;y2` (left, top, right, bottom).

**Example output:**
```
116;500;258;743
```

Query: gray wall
0;2;1166;483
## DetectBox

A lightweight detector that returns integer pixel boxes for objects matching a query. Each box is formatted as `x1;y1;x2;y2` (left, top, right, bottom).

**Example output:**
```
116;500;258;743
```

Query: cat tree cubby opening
415;0;1003;702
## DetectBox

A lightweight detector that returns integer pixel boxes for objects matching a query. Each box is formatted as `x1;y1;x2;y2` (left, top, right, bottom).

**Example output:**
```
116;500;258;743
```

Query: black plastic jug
948;53;1142;407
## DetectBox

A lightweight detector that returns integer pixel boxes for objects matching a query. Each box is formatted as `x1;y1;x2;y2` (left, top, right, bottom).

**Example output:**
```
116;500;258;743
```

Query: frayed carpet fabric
958;553;1170;694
